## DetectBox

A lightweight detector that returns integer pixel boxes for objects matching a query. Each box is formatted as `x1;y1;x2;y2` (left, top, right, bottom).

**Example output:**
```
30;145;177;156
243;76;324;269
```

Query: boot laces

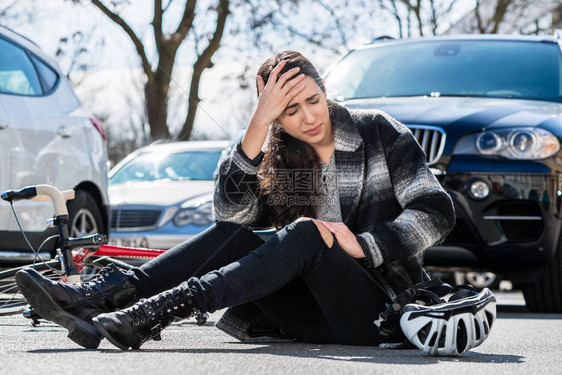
131;288;196;327
90;264;117;284
129;303;150;326
78;265;118;296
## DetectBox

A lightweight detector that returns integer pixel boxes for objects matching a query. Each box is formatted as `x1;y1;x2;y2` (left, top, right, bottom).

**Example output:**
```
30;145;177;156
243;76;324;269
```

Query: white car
0;26;109;263
108;140;229;249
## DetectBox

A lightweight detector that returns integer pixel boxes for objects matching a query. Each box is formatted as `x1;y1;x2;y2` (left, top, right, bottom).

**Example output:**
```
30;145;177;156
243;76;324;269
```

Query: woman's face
276;76;332;149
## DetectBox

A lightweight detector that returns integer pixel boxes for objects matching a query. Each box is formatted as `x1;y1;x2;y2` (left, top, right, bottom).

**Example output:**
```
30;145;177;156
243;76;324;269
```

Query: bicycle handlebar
1;185;75;216
1;186;37;202
1;184;101;284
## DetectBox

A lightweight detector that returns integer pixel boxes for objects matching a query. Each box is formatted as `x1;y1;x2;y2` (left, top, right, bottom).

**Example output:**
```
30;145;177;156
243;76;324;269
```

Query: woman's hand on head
240;61;305;160
316;220;365;259
252;60;306;127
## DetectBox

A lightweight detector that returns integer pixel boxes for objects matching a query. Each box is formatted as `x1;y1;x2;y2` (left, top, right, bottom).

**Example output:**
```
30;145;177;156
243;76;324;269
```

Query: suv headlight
173;201;214;227
455;127;560;160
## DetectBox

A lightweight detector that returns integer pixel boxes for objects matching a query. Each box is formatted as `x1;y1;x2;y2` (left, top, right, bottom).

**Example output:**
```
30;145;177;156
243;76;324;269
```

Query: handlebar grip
1;187;37;203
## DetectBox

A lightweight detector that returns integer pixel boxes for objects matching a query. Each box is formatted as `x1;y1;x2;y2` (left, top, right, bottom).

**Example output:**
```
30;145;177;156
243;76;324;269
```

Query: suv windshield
325;40;562;102
110;150;222;184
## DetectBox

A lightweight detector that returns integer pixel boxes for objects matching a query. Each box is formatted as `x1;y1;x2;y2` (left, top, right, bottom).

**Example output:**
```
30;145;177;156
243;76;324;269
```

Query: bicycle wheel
0;260;62;316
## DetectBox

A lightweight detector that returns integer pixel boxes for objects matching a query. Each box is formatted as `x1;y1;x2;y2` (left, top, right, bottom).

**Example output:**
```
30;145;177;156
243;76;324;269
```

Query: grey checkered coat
212;101;455;340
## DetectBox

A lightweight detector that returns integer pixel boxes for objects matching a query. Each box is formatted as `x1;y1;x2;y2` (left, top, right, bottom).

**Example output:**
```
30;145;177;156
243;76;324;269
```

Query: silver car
108;140;229;249
0;26;109;263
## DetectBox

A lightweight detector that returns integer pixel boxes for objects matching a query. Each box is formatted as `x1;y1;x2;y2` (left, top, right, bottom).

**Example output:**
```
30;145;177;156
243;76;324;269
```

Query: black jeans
131;220;388;345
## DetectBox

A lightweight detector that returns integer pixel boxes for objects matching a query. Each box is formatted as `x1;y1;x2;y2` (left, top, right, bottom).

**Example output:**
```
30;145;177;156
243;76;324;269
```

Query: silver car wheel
70;208;99;238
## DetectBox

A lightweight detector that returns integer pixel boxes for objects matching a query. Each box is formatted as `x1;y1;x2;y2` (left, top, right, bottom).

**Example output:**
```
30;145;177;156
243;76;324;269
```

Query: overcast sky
4;0;478;142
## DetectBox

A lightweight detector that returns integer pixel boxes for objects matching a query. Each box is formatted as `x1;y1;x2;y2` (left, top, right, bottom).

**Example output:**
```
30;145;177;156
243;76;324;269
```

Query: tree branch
174;0;197;41
271;5;341;54
90;0;154;81
429;0;438;35
491;0;512;33
474;0;485;33
178;0;230;140
163;0;174;12
153;0;164;54
317;1;349;51
399;0;423;36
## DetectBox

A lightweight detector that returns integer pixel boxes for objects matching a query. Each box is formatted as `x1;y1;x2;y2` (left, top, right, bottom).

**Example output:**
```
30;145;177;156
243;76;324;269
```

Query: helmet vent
438;325;447;348
474;318;481;340
418;322;433;343
456;320;468;354
483;320;490;335
485;311;495;329
428;332;438;347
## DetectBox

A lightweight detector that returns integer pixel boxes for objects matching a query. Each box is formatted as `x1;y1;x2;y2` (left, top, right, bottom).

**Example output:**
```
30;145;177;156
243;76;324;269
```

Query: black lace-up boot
15;264;138;349
93;281;199;350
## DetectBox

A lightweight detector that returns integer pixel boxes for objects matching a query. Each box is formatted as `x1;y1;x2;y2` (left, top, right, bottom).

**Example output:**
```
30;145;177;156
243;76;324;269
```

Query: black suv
324;34;562;312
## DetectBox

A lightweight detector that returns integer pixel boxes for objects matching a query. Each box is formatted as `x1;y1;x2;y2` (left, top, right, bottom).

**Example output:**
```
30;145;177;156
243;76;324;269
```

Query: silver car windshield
325;40;562;103
110;150;222;184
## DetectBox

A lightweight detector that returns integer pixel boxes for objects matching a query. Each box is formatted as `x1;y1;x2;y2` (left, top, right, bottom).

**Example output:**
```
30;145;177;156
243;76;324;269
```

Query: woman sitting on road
16;51;455;350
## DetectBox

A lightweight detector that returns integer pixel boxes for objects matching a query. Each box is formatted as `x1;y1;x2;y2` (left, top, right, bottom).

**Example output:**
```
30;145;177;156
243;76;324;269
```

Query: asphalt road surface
1;291;561;375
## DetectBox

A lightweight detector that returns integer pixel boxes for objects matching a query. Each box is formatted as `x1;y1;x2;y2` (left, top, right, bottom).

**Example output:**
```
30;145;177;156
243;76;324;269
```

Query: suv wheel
523;237;562;312
67;190;104;238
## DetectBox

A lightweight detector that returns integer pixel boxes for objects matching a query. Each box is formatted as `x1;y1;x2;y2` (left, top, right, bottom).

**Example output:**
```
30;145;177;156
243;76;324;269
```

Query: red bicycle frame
72;245;166;268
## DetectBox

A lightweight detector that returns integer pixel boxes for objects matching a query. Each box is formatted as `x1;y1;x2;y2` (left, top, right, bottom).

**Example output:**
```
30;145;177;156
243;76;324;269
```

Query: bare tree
69;0;230;141
474;0;514;33
447;0;559;35
376;0;462;37
379;0;405;38
244;0;382;56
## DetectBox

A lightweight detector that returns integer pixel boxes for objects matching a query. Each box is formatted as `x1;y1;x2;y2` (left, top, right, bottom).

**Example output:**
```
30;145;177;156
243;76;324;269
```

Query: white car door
0;35;83;231
0;100;11;229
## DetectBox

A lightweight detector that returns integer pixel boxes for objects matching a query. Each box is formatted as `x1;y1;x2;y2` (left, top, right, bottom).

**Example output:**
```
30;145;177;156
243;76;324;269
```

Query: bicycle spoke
0;266;62;316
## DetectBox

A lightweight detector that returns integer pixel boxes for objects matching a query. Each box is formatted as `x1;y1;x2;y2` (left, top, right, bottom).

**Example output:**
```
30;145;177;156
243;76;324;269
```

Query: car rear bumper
0;229;57;264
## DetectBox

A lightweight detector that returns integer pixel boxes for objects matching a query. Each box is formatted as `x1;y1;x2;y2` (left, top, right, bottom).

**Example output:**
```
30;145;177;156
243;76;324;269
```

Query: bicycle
0;184;207;325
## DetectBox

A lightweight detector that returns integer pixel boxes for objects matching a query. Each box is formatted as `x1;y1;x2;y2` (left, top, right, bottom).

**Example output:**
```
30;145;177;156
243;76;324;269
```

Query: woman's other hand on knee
315;220;365;259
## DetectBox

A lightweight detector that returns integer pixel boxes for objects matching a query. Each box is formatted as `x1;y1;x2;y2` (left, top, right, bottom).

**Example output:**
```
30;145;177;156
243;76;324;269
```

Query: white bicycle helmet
399;286;497;356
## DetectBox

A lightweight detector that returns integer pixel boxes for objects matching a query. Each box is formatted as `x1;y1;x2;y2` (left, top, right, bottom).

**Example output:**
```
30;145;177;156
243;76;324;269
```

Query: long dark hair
256;51;327;229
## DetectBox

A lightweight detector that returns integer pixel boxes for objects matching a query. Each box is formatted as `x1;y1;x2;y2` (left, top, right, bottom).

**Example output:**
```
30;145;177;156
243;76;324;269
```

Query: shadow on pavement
498;312;562;320
28;344;524;365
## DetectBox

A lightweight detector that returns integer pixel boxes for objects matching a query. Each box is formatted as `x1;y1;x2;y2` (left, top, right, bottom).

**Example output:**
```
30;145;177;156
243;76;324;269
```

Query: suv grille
111;209;161;230
408;125;446;165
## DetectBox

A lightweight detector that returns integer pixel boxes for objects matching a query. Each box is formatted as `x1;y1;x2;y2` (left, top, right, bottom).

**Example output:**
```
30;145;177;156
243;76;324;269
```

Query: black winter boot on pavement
92;281;199;350
15;264;138;349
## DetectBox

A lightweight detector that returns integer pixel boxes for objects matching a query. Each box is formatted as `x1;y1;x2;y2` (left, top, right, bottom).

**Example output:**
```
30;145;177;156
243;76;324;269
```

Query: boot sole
15;270;102;349
92;316;131;350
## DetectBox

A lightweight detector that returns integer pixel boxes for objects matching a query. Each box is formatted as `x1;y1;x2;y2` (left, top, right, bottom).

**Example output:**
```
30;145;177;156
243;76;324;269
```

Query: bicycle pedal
22;307;42;320
23;307;43;326
195;312;208;325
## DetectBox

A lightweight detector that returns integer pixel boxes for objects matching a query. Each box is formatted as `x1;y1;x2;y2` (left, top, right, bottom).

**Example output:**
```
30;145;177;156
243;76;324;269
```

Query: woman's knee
214;221;244;231
291;217;334;248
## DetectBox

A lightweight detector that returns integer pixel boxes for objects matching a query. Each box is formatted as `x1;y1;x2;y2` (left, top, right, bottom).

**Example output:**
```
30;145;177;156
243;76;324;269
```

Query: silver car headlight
173;201;214;227
455;127;560;160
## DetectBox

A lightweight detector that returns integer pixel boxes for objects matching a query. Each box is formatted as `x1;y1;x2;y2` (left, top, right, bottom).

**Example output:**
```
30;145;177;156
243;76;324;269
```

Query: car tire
523;236;562;312
67;190;104;238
